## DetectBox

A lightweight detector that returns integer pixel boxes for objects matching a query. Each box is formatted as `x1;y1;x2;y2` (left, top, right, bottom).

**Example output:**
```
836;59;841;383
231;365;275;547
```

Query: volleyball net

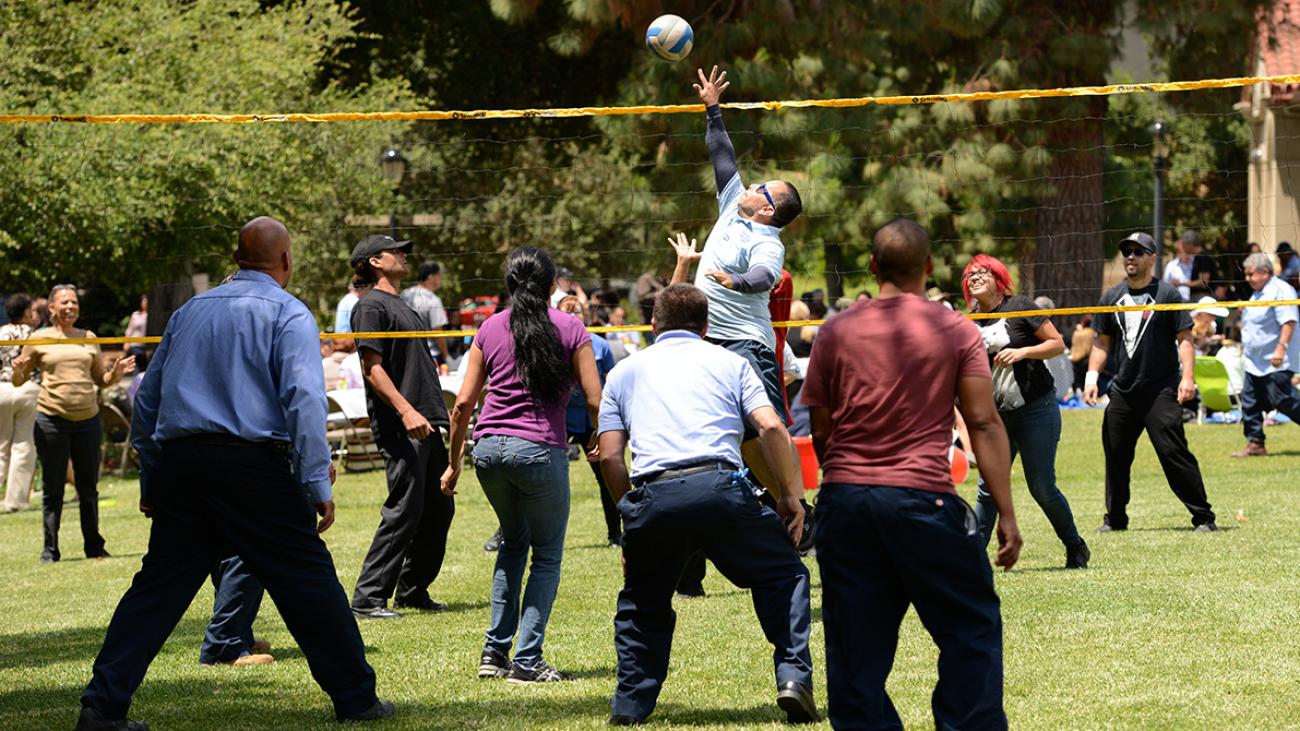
3;72;1298;348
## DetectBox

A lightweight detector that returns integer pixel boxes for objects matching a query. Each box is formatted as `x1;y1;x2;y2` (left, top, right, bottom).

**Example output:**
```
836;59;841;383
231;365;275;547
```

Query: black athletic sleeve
706;105;739;193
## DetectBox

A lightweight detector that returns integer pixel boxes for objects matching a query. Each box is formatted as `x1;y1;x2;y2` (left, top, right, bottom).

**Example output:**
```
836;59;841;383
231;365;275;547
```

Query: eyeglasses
756;183;776;210
965;269;992;283
1119;247;1149;258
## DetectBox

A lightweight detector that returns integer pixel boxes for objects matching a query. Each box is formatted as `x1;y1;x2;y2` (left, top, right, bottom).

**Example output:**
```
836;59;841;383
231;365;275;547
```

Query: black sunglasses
1119;246;1149;258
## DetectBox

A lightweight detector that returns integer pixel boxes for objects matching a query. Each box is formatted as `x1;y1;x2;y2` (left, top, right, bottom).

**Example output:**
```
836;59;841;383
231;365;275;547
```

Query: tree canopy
0;0;1270;329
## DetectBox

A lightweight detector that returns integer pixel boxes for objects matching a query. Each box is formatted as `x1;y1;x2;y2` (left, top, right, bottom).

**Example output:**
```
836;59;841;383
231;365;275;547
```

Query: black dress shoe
776;681;819;724
1064;541;1090;569
608;714;644;726
87;549;111;560
483;529;503;552
393;596;448;612
75;705;149;730
351;605;402;620
337;698;395;723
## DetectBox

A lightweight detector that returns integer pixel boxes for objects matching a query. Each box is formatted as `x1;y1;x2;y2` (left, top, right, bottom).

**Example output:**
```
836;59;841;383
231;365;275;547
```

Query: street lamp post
380;147;408;240
1150;120;1169;268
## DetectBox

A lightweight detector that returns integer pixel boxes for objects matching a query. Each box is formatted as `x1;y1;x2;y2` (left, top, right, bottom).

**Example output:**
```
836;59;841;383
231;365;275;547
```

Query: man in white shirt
598;283;816;726
1232;252;1300;457
1163;235;1195;301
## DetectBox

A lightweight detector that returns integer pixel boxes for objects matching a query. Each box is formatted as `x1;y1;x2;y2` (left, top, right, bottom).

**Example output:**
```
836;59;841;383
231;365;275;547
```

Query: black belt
632;460;737;488
167;433;291;455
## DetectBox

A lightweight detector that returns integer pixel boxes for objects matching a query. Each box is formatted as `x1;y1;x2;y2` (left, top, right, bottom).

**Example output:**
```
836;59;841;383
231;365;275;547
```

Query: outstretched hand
694;66;729;106
668;232;701;263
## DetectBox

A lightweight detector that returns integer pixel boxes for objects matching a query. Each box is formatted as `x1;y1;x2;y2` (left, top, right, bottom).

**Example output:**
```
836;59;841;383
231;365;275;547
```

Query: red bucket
792;435;819;491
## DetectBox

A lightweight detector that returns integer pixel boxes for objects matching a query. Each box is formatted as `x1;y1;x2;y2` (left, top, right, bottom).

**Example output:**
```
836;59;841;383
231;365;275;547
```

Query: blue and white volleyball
646;14;694;62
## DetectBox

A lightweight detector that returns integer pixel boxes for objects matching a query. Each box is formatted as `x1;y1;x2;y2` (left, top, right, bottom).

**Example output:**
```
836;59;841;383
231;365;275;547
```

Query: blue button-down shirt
131;270;333;503
597;330;770;479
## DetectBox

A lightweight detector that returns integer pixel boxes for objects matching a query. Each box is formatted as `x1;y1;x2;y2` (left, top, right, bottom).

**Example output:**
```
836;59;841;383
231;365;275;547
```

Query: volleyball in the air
645;14;694;62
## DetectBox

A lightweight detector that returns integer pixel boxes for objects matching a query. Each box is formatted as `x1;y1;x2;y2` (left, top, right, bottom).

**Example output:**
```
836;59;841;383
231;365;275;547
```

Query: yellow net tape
3;298;1292;348
2;73;1297;125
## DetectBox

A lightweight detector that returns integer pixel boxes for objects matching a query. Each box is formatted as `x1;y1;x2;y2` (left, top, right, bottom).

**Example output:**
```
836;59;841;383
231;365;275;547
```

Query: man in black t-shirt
1083;232;1216;532
348;235;455;619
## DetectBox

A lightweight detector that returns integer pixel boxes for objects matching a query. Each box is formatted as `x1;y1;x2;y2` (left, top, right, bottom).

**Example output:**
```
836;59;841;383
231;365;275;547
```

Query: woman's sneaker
479;648;510;678
506;660;571;684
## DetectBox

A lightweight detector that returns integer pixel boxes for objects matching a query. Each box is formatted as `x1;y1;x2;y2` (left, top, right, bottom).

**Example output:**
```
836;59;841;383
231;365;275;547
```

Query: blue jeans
974;393;1084;550
814;483;1005;731
199;555;265;664
472;434;570;669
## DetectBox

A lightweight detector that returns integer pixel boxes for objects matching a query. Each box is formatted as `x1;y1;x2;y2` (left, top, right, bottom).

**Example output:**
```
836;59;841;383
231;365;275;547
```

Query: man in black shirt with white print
1083;232;1217;532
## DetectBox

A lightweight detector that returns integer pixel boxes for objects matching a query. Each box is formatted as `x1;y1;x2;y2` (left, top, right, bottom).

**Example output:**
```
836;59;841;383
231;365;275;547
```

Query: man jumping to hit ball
670;65;806;511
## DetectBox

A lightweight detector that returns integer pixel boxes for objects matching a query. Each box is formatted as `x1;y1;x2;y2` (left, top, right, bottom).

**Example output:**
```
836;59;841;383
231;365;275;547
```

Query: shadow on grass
0;616;207;671
651;701;795;726
1126;525;1236;532
0;676;344;730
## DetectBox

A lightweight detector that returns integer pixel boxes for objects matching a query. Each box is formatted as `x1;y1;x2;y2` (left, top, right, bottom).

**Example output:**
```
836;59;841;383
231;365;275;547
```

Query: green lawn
1;409;1298;730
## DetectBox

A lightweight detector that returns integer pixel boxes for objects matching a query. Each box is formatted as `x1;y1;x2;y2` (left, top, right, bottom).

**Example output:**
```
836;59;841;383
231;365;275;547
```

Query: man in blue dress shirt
76;217;391;731
597;283;817;726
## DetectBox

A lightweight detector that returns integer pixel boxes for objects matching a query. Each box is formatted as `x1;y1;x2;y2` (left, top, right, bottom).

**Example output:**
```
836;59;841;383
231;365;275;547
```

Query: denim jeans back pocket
505;438;552;468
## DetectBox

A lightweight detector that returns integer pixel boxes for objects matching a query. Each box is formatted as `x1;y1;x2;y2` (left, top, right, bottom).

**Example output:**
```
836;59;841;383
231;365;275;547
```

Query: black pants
814;483;1005;730
612;468;813;720
1241;370;1300;444
34;412;105;560
570;430;620;543
81;440;376;720
1102;387;1215;529
352;434;455;608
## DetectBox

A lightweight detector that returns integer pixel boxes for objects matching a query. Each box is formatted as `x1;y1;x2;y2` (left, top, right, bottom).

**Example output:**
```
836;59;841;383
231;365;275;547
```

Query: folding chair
1193;356;1238;424
99;402;133;477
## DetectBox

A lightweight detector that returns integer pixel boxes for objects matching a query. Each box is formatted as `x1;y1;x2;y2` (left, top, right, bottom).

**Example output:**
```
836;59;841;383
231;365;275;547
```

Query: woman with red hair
962;254;1089;569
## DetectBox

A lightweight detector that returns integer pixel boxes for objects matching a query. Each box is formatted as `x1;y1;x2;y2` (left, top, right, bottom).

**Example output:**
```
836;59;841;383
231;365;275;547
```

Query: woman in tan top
13;285;134;562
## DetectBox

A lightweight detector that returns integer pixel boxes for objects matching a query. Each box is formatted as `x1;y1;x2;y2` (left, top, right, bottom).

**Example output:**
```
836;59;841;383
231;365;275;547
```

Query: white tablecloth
328;375;466;422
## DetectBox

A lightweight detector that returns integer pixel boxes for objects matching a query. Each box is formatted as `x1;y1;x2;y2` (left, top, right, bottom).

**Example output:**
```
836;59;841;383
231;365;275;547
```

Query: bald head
235;216;292;286
871;219;932;287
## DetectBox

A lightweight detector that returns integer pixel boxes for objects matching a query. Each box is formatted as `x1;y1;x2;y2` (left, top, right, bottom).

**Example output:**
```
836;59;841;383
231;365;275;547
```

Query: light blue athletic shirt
597;331;770;479
693;173;785;350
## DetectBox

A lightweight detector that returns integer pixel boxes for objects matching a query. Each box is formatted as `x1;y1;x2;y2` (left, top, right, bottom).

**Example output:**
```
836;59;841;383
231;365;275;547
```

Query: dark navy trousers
814;483;1006;731
198;555;264;664
612;468;813;720
81;441;377;720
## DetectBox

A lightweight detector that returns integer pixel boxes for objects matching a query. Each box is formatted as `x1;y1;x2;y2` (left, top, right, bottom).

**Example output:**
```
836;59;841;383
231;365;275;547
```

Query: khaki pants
0;381;40;511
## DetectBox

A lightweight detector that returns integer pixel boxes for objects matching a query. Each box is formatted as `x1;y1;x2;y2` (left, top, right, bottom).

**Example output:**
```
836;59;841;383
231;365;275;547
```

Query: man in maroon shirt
803;219;1022;730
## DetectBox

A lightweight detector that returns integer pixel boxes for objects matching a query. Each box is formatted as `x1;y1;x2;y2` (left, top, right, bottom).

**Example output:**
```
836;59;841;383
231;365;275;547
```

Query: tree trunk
1033;104;1107;324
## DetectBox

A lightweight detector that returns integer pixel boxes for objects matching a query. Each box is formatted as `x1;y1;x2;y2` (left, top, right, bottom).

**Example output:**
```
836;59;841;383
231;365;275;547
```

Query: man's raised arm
694;65;737;192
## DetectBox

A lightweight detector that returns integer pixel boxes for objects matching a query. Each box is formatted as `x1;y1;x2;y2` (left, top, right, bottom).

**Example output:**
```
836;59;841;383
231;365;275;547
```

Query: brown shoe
1231;441;1267;458
204;653;274;667
250;640;271;653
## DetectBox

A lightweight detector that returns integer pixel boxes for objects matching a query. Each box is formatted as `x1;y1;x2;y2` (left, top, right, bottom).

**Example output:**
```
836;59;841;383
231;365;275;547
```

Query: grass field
1;409;1298;730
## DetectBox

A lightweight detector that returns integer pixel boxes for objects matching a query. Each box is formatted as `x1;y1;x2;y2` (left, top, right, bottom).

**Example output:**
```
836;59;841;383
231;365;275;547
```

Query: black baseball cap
1278;242;1295;254
1119;232;1157;254
350;235;412;267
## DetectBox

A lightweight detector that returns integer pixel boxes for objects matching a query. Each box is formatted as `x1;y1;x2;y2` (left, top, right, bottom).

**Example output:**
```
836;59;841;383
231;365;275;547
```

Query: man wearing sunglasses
1083;232;1217;533
669;65;805;504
